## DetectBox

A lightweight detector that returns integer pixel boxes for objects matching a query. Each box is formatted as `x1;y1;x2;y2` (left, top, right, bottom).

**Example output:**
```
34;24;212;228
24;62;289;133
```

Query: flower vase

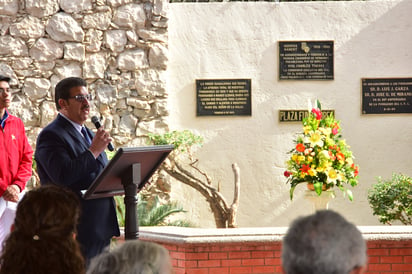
304;183;335;212
306;183;329;191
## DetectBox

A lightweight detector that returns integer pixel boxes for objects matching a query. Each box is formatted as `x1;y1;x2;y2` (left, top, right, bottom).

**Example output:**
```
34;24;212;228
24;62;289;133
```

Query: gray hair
87;240;172;274
282;210;367;274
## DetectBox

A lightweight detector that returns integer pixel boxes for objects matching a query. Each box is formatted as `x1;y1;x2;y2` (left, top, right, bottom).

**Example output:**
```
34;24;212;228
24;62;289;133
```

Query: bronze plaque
279;110;335;122
362;78;412;114
279;41;334;80
196;79;251;116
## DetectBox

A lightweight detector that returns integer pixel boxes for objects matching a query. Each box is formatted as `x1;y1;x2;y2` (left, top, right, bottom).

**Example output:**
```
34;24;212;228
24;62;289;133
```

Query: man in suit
35;77;119;263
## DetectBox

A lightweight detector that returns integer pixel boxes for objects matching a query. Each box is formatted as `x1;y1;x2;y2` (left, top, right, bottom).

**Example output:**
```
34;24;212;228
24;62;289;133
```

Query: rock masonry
0;0;170;153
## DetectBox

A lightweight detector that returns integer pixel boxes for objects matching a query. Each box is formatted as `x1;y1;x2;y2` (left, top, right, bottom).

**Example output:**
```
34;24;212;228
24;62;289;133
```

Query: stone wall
0;0;169;159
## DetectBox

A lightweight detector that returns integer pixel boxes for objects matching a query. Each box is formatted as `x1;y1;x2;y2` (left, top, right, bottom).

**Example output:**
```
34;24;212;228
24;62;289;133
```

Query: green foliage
114;195;193;227
147;130;203;153
138;196;192;226
368;173;412;225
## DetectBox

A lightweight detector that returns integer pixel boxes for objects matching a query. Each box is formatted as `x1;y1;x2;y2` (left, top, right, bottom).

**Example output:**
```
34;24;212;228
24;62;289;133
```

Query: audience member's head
282;210;367;274
0;184;85;274
87;240;172;274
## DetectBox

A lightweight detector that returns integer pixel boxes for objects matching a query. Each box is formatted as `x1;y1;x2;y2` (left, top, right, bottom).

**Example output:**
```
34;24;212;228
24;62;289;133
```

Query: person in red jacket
0;74;33;251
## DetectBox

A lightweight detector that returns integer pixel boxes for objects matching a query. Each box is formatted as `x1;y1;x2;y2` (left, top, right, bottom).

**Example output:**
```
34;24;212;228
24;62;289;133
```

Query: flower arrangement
284;100;359;201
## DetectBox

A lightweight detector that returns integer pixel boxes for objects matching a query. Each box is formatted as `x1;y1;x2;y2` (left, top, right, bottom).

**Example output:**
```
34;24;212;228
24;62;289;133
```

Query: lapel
56;115;89;149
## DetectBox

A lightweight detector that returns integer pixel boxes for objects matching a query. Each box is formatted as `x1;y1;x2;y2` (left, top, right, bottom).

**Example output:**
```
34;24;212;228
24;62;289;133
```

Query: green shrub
368;173;412;225
147;130;203;153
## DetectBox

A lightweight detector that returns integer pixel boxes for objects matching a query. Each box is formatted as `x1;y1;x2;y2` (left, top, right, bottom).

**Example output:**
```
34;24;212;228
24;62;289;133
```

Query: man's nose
82;98;90;105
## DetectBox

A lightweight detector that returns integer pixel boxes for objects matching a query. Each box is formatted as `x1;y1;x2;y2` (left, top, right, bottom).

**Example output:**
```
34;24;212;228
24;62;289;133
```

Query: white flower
305;131;324;148
326;167;338;184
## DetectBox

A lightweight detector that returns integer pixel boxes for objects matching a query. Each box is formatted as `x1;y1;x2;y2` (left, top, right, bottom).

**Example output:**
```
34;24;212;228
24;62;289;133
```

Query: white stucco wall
167;0;412;227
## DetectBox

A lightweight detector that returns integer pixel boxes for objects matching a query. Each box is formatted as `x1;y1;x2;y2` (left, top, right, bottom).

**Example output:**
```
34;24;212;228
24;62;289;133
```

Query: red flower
300;164;311;174
296;143;305;152
311;108;322;120
352;164;359;176
284;171;292;177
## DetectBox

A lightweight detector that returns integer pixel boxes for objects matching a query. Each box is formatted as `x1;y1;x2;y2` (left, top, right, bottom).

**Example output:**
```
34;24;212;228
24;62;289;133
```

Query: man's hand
3;185;20;202
89;127;112;158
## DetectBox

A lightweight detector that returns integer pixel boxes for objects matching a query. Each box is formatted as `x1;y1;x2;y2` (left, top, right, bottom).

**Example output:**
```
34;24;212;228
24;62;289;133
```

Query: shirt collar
0;109;9;129
58;113;83;133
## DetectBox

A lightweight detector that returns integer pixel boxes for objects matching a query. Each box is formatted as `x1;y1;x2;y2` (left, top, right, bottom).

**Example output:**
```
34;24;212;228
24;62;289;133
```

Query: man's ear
58;98;67;109
350;265;366;274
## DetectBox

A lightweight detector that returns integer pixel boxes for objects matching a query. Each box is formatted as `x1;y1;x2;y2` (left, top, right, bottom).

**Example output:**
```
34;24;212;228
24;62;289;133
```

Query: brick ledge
137;226;412;244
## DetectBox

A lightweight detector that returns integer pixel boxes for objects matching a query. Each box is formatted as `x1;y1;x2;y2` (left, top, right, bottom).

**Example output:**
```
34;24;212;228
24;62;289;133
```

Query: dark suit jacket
35;114;119;245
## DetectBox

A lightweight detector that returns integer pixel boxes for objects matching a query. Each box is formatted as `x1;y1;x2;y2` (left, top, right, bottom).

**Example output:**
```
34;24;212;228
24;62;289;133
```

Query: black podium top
82;145;174;199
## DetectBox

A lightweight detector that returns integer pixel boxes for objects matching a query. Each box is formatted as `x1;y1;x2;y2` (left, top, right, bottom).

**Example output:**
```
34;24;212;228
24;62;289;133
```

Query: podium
82;145;174;240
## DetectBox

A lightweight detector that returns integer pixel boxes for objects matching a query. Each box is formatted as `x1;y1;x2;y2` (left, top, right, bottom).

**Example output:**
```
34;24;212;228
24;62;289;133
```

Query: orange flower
296;143;305;152
336;152;345;162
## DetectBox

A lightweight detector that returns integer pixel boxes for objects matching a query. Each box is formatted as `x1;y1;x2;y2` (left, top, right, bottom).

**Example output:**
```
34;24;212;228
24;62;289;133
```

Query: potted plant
284;100;359;201
368;173;412;225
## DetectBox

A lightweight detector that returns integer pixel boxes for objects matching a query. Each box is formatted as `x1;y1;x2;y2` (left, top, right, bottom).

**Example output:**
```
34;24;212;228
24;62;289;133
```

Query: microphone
91;116;115;151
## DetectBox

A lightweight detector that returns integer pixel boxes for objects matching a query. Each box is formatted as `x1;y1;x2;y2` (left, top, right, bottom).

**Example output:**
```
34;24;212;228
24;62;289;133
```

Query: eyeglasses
68;94;92;102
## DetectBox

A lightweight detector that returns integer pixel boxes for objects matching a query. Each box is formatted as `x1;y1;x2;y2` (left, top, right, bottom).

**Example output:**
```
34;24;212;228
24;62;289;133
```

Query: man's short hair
54;77;87;110
282;210;367;274
0;75;11;83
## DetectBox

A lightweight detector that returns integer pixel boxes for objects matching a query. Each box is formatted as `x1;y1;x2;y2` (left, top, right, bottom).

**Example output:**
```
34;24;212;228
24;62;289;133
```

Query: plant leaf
346;189;353;202
316;99;321;110
290;186;296;200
